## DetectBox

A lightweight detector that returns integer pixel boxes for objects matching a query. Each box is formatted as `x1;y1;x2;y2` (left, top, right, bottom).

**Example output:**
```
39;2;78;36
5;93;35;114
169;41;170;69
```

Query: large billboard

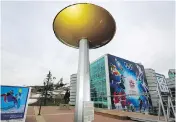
108;54;152;112
1;86;30;120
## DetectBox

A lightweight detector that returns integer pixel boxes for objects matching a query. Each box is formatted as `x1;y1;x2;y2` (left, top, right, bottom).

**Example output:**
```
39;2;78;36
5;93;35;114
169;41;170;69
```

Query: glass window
94;103;99;108
99;103;103;108
102;97;107;102
102;101;108;108
102;85;107;93
90;57;106;108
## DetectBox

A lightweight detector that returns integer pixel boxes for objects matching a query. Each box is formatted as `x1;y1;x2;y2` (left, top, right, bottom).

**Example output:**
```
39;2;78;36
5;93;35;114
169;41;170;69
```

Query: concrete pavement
26;106;135;122
34;106;46;122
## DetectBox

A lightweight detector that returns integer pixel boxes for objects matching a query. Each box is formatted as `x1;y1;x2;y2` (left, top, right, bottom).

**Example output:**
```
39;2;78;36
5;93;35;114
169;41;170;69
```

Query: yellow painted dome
53;3;116;49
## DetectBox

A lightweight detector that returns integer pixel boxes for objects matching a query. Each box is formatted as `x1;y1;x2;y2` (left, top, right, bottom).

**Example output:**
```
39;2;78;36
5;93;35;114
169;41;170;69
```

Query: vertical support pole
158;101;161;121
157;83;168;122
104;54;112;109
169;89;175;117
169;89;176;116
74;39;91;122
169;96;175;117
167;96;170;120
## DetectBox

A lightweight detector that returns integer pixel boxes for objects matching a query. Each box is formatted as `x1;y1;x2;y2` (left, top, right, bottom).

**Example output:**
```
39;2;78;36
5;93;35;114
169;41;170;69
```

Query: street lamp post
53;3;116;122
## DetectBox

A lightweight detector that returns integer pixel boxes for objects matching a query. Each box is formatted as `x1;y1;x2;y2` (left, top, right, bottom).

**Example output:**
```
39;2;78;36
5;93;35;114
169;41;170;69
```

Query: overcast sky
1;1;175;86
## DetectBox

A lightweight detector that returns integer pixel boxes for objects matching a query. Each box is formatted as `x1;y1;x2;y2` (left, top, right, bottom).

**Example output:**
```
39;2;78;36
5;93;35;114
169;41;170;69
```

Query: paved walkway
26;106;37;122
26;106;135;122
34;106;46;122
94;108;175;122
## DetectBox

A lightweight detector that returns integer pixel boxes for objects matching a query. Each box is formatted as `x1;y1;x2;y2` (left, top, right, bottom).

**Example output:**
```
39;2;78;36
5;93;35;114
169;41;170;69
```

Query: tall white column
74;39;91;122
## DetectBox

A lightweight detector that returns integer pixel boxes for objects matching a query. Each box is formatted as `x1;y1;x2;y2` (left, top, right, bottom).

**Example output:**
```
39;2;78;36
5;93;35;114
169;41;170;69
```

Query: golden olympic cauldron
53;3;116;49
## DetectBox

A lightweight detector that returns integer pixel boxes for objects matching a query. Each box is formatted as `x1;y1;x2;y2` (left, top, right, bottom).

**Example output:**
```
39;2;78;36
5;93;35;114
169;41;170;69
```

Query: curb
95;111;130;120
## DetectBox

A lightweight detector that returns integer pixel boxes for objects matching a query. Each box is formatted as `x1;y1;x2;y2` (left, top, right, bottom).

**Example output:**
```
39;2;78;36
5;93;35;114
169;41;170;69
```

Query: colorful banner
108;54;152;112
1;86;29;120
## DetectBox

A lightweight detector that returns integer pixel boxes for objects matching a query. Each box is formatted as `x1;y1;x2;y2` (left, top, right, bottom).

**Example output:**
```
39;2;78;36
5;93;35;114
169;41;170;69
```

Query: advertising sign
108;54;152;112
1;85;30;121
155;73;169;94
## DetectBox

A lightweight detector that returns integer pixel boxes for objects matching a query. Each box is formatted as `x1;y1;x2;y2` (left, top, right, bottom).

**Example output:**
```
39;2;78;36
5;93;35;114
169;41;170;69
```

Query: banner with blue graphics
1;85;29;120
107;54;152;112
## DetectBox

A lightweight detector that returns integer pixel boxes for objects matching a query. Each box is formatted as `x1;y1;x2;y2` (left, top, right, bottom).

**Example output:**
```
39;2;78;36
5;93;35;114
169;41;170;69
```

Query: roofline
144;68;155;70
155;73;165;78
169;69;175;70
105;54;145;66
169;69;175;72
90;53;146;67
70;74;77;76
90;53;109;64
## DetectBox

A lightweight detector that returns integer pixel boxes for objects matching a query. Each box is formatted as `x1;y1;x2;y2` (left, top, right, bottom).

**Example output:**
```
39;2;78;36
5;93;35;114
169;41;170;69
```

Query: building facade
90;54;152;111
167;77;175;97
90;55;110;109
144;69;158;108
168;69;176;79
71;54;174;114
166;69;175;112
69;74;77;105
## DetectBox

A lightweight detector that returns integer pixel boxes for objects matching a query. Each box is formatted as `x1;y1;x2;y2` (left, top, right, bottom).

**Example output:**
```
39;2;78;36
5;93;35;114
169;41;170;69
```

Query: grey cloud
1;1;175;85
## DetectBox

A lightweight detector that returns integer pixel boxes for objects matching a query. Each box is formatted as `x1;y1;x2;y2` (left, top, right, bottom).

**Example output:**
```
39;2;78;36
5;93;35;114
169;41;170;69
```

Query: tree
43;71;55;106
42;73;69;105
55;78;68;89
